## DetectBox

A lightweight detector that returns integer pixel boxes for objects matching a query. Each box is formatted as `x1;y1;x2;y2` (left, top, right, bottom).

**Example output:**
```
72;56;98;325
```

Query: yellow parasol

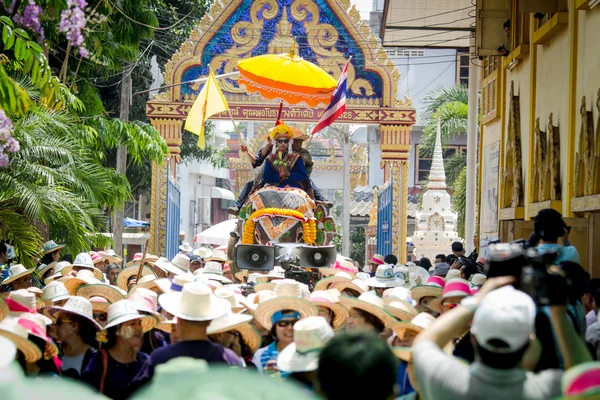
237;52;337;107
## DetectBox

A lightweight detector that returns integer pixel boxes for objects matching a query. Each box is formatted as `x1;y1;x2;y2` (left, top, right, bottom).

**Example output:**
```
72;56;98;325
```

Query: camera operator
532;209;580;264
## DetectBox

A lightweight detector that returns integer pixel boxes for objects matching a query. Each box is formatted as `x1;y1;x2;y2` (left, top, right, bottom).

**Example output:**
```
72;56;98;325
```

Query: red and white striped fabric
311;61;349;135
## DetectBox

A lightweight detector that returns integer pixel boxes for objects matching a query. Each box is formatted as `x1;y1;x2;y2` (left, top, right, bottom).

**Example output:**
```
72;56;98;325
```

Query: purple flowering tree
59;0;88;58
0;110;19;168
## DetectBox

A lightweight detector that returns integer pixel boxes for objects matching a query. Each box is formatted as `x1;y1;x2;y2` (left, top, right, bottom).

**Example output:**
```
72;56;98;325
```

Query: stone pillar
379;123;411;263
148;118;183;255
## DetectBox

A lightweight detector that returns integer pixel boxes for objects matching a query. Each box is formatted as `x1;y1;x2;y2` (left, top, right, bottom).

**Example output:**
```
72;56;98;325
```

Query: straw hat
204;248;229;263
41;296;102;330
102;249;122;264
17;312;59;359
7;290;53;325
428;278;471;310
256;266;285;283
411;284;443;305
0;297;7;321
42;281;71;303
42;240;65;255
368;254;385;266
195;262;232;283
1;264;35;285
446;269;461;281
277;316;334;373
128;288;164;321
155;275;194;294
339;292;396;328
159;282;231;322
561;361;600;398
241;290;277;313
392;266;419;289
254;283;276;292
179;242;193;253
319;259;359;277
0;335;17;368
102;300;158;333
314;273;352;291
77;284;126;304
126;253;160;267
207;311;252;335
89;251;105;266
214;287;245;313
117;266;156;292
409;265;430;284
44;261;72;284
331;278;370;296
60;253;103;280
384;300;419;322
254;281;318;330
60;270;102;296
308;290;349;329
37;262;57;278
469;273;487;288
366;265;406;288
193;247;213;259
0;318;42;362
162;254;191;276
383;287;415;305
391;312;435;338
89;297;109;313
128;275;160;295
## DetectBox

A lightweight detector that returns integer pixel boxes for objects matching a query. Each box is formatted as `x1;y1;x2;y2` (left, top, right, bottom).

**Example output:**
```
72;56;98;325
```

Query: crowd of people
0;208;599;399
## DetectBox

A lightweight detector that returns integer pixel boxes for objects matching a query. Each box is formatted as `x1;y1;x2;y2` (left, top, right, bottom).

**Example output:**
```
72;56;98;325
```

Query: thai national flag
311;61;349;135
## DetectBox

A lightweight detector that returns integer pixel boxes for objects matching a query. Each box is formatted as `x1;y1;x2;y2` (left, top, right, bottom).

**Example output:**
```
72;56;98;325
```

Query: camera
485;238;566;306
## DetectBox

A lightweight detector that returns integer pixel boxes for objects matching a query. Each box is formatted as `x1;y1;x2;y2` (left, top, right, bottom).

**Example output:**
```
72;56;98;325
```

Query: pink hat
442;279;470;299
562;362;600;397
427;276;445;288
369;254;385;265
89;251;103;264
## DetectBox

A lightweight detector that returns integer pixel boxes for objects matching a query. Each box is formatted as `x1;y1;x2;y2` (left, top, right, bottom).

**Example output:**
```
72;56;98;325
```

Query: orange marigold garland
241;208;317;245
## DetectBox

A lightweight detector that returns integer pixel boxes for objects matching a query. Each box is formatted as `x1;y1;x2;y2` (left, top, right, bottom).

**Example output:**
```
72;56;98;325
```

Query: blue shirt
252;341;291;378
536;243;580;264
397;361;415;396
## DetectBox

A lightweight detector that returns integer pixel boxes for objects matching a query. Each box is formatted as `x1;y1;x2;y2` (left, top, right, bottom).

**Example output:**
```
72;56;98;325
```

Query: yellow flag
184;69;229;149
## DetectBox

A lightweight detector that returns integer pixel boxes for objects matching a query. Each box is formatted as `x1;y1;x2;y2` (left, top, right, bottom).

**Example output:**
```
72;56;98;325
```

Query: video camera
485;234;567;306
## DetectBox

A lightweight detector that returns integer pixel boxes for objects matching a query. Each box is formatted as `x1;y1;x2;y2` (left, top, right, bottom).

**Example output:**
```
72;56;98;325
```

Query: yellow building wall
576;8;600;131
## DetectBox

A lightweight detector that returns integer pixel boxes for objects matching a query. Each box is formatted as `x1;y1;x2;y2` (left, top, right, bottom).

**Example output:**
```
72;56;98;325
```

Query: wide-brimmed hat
383;287;416;305
77;284;126;304
44;261;72;284
89;251;105;266
159;282;231;322
61;253;103;280
384;300;419;322
213;287;245;313
277;316;334;373
128;288;164;321
319;259;359;277
42;240;65;255
6;290;52;325
0;318;42;363
446;269;461;281
193;247;213;259
179;242;193;253
195;262;232;283
0;335;17;368
150;257;187;277
339;292;396;327
89;296;109;313
42;281;71;303
409;265;430;284
41;296;102;330
256;266;286;283
366;265;405;288
391;312;435;338
331;278;370;296
411;284;443;305
37;262;57;278
314;273;352;291
155;275;194;294
254;282;317;330
428;278;471;311
469;273;487;288
204;248;229;263
241;290;277;313
254;282;276;292
0;297;7;321
102;300;157;333
308;290;349;329
207;310;252;335
117;266;156;292
169;254;191;274
561;362;600;398
60;270;103;295
102;249;122;264
368;254;385;265
125;253;159;268
129;275;160;295
392;266;419;289
1;264;35;285
16;312;59;359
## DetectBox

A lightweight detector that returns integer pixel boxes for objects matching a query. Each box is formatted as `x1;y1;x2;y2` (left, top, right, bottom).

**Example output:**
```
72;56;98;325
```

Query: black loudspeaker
236;245;275;271
294;245;337;268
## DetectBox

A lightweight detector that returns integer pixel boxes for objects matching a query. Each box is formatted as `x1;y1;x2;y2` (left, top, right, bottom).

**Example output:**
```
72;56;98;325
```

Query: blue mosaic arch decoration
157;0;402;108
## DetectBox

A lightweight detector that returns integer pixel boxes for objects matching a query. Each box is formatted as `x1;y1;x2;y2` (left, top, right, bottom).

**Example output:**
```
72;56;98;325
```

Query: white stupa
412;119;462;261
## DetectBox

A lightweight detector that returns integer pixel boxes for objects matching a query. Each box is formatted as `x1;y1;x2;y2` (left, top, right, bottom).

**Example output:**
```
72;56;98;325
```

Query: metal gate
165;175;181;260
376;182;392;257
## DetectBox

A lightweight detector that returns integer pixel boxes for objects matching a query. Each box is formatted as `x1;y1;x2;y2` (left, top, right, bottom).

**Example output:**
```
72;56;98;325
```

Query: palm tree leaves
421;84;469;122
419;101;469;158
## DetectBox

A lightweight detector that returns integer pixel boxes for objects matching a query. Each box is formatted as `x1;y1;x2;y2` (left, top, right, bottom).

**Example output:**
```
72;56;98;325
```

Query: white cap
471;286;536;353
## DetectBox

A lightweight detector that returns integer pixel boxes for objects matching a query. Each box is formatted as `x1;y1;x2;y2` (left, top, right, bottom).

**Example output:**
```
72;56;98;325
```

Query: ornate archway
147;0;416;261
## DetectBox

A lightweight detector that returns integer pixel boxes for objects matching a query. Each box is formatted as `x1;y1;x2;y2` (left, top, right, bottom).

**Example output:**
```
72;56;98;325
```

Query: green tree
419;84;477;237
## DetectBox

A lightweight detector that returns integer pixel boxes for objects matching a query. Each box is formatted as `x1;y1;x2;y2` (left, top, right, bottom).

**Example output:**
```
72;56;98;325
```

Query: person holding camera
532;209;580;264
411;274;592;400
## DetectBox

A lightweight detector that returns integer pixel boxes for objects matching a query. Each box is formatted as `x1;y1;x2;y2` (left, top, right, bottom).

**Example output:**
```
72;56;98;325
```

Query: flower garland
241;207;317;245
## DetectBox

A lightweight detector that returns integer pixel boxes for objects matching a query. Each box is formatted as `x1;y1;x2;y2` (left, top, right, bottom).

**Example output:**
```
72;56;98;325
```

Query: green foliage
451;167;467;238
350;226;365;266
420;101;469;158
179;127;228;169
